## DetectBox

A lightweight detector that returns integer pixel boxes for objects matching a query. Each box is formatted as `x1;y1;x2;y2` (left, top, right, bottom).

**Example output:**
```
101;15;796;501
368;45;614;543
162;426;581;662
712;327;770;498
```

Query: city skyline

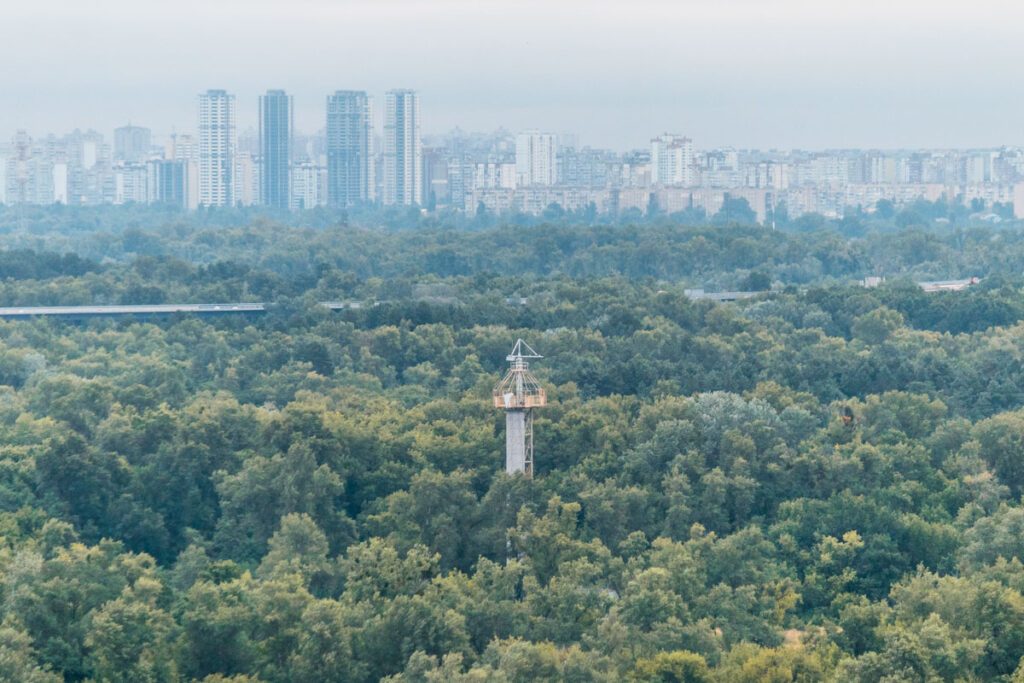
5;83;1024;155
3;1;1024;150
6;99;1024;222
6;85;1024;159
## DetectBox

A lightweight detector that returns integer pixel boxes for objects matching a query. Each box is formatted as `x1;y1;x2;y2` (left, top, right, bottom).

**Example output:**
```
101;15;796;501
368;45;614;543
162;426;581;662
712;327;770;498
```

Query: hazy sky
2;0;1022;150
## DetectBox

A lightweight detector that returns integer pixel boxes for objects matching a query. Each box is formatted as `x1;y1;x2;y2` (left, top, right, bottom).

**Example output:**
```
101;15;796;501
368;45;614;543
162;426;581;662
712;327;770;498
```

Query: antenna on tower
493;339;547;478
507;338;542;361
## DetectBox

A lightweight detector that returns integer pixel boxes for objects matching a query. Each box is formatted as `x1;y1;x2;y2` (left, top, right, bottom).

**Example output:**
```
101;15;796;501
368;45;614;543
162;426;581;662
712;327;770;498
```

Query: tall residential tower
650;133;694;187
326;90;372;207
198;89;236;207
383;89;421;206
113;125;151;163
259;90;293;209
515;131;558;187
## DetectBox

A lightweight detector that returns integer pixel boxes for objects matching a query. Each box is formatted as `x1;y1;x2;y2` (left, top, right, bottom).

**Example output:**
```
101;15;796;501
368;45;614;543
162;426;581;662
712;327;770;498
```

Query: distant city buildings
382;89;421;206
326;90;372;207
291;161;322;210
651;133;694;187
259;90;292;209
148;159;197;209
4;88;1024;222
234;151;260;207
114;125;151;163
515;131;557;187
197;89;236;207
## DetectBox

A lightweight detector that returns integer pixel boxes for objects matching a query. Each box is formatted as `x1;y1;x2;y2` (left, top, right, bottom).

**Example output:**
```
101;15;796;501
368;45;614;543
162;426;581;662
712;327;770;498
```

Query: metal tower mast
493;339;546;478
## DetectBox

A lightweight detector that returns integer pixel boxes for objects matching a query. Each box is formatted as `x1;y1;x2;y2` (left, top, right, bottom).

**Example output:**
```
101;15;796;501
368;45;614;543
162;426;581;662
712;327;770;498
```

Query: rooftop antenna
493;339;546;478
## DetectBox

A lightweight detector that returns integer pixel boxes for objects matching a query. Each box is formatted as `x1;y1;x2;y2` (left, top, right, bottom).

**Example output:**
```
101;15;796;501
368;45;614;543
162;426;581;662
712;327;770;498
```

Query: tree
177;577;259;680
288;600;365;683
510;497;612;586
339;539;440;602
34;433;133;542
5;541;153;680
257;513;331;586
851;307;904;345
479;638;613;682
630;651;710;682
366;469;481;571
85;578;179;683
715;643;829;682
875;199;896;219
0;621;62;683
973;411;1024;496
740;271;772;292
213;442;356;562
712;196;757;226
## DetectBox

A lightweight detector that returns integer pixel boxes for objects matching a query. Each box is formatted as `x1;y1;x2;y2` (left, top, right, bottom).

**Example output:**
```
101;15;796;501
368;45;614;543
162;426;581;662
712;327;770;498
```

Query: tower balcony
493;388;547;409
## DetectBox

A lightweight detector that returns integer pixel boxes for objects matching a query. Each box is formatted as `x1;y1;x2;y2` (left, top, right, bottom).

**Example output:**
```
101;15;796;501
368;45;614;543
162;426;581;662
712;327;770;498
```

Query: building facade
326;90;372;207
515;131;557;187
259;90;292;209
383;89;421;206
114;125;151;163
651;133;694;186
148;159;197;209
197;89;236;207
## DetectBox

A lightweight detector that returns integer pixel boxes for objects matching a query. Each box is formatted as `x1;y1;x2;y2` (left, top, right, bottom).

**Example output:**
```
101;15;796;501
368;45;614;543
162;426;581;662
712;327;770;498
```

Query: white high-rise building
515;131;557;187
474;162;517;190
234;152;259;206
651;133;694;186
52;163;68;204
198;89;236;207
383;89;421;206
113;163;149;204
166;133;198;162
291;161;324;210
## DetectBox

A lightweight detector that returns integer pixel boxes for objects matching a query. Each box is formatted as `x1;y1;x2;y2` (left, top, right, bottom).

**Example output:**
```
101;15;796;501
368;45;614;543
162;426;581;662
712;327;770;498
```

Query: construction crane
493;339;546;478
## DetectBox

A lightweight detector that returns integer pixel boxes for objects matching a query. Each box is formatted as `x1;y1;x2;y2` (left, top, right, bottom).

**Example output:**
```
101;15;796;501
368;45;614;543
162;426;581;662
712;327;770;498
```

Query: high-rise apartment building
559;146;614;187
60;129;109;204
515;131;557;187
383;89;421;206
326;90;372;207
198;89;236;207
166;133;197;162
651;133;694;186
291;161;325;210
114;125;151;163
259;90;292;209
5;131;55;205
148;159;198;209
113;163;149;204
421;147;450;209
235;152;260;206
53;162;68;204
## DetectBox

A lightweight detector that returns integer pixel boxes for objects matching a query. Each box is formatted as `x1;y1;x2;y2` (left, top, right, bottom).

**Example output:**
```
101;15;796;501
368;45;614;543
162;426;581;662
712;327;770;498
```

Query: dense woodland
5;206;1024;680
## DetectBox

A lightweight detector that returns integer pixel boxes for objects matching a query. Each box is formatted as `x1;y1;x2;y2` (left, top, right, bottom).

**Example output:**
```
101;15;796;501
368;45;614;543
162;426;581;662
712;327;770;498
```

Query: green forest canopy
2;208;1024;680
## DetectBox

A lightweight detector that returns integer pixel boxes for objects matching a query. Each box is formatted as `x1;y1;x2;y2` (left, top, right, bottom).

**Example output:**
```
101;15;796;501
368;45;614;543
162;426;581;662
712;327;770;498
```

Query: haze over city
3;0;1023;149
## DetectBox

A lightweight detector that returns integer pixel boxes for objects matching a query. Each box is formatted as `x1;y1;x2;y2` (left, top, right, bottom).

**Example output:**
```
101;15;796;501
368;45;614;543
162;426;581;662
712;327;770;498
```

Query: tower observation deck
493;339;547;478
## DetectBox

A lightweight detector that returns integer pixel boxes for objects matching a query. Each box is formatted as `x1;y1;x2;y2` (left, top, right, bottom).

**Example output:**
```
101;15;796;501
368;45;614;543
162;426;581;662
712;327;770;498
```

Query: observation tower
493;339;547;478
